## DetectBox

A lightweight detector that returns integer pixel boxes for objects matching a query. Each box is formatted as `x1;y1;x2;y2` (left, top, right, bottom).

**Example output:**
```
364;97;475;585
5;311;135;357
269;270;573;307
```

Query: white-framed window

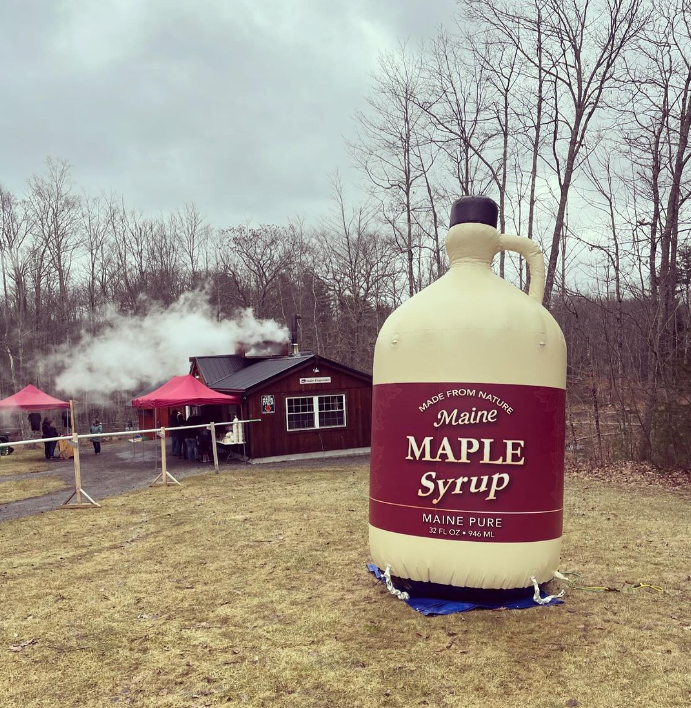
286;394;346;431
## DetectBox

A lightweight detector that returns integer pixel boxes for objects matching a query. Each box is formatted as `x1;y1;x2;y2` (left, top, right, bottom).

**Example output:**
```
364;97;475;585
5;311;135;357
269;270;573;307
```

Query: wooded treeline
1;0;690;466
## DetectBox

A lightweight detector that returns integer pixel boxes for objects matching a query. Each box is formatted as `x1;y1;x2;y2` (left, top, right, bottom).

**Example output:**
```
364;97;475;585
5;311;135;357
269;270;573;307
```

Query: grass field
0;463;689;708
0;475;68;504
0;447;67;502
0;446;51;476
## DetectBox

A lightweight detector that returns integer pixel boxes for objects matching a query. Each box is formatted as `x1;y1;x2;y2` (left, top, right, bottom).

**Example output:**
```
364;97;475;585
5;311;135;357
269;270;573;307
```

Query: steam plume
45;293;290;396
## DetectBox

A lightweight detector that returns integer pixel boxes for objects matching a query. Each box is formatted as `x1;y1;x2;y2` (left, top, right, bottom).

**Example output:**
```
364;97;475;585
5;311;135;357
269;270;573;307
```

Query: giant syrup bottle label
370;382;566;543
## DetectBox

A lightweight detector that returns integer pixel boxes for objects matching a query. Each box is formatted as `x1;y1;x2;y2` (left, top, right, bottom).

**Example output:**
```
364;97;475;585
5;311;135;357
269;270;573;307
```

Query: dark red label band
369;382;565;543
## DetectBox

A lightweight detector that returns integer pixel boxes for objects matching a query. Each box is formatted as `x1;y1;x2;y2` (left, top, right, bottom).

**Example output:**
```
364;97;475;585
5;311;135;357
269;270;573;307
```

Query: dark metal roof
193;355;256;385
212;355;315;392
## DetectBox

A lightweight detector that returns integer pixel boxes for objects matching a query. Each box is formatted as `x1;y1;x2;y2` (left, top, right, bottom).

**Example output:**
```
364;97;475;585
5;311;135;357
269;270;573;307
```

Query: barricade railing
0;418;261;509
3;434;73;446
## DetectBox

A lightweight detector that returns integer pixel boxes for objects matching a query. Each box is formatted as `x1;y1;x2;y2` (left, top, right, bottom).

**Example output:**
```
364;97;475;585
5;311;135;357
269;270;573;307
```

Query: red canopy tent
0;384;70;411
130;375;240;408
131;375;242;487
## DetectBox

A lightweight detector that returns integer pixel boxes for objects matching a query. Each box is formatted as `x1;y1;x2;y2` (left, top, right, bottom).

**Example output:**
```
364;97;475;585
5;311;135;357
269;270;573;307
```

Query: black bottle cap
449;195;499;228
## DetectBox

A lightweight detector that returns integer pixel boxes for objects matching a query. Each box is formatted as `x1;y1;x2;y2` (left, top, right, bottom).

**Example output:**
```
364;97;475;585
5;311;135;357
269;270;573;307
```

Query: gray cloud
0;0;456;225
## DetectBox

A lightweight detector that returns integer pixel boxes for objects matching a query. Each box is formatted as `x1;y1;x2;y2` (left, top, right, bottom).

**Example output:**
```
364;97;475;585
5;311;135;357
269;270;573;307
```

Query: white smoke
46;293;290;396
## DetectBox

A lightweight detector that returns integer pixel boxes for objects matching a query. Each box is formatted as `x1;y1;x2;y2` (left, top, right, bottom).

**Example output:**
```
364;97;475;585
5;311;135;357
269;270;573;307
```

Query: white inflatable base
370;525;562;589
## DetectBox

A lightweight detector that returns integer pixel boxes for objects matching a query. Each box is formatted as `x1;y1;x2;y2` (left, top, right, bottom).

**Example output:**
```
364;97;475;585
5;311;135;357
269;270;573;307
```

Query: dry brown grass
0;476;68;504
0;463;689;708
0;446;50;476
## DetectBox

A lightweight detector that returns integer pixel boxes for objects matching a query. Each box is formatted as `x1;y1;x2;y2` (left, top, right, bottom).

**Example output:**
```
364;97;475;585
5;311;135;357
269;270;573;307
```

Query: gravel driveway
0;439;369;524
0;438;244;523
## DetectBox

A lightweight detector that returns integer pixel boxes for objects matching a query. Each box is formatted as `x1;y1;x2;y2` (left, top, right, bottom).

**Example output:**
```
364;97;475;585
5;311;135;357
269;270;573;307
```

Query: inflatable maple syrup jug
369;195;566;595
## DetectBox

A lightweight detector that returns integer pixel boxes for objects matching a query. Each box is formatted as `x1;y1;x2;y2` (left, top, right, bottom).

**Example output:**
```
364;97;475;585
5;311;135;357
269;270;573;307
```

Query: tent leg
154;409;159;472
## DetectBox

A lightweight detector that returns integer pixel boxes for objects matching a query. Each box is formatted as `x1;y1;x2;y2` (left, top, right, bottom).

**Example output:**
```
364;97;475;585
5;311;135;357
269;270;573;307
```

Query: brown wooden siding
241;361;371;459
136;408;171;439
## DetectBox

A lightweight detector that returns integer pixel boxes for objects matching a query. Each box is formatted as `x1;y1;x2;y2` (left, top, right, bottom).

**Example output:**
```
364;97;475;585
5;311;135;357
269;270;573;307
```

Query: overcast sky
0;0;457;226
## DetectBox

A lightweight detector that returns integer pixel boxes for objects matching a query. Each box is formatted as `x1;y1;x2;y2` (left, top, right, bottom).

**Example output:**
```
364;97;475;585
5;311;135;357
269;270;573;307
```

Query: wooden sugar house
189;345;372;463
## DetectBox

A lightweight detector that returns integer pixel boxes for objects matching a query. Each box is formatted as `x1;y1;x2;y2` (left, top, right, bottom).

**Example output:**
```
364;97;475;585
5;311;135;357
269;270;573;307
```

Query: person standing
170;409;183;456
42;417;58;460
184;414;199;462
89;419;103;454
197;425;212;463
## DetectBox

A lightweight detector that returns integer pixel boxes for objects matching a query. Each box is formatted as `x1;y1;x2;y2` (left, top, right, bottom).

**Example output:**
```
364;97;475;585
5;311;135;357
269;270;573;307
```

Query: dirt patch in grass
0;447;50;476
0;476;68;504
0;464;689;708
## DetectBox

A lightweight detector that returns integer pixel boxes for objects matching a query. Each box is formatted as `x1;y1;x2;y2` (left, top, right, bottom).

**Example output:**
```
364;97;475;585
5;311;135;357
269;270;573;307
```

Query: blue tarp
367;564;563;615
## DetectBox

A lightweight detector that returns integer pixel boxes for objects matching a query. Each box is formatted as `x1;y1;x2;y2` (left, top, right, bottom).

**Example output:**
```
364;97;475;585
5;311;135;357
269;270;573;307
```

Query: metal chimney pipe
291;314;301;356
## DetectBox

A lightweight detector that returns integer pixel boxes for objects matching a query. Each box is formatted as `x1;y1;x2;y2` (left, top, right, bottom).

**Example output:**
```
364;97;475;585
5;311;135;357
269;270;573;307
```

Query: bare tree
618;0;691;460
349;41;431;297
420;28;526;278
0;187;32;397
174;202;209;287
422;30;496;198
317;174;397;368
26;158;82;325
81;195;110;328
219;223;295;315
465;0;647;306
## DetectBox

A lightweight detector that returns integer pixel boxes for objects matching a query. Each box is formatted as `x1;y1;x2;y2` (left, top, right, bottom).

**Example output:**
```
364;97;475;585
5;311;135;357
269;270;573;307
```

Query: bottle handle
499;234;545;303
